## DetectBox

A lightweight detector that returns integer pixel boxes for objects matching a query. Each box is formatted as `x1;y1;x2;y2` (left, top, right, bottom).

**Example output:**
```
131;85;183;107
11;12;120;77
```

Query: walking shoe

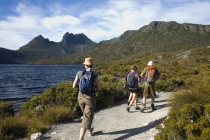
127;102;130;106
135;106;140;110
140;104;146;113
151;104;156;111
89;126;94;136
126;107;130;112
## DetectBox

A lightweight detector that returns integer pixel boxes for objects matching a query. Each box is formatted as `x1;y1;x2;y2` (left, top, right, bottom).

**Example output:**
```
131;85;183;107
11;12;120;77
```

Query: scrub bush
0;101;14;118
155;103;210;140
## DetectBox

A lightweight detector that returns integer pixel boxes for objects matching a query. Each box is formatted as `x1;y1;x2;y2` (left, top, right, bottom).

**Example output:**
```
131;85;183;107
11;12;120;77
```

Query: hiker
140;61;160;112
73;57;101;140
126;65;141;112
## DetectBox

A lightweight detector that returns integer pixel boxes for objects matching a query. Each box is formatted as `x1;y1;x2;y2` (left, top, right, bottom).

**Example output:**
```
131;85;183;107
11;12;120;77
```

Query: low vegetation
0;46;209;139
155;78;210;140
0;74;131;139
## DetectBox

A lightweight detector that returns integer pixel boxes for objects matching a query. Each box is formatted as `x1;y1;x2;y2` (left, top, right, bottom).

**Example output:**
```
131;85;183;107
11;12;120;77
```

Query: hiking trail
44;92;172;140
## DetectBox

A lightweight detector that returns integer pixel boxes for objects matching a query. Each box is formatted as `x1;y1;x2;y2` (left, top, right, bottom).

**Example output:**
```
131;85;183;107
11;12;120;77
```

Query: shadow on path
94;116;166;140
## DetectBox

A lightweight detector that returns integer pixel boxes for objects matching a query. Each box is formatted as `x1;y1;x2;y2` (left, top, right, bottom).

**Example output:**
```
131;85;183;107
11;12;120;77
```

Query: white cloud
0;0;210;50
161;1;210;24
42;15;81;29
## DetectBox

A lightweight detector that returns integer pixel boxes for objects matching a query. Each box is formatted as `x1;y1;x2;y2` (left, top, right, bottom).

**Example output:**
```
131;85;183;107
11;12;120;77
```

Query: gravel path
44;92;172;140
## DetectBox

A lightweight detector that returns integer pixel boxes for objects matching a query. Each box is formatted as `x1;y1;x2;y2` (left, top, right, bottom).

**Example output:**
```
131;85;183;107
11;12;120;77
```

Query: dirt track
44;92;172;140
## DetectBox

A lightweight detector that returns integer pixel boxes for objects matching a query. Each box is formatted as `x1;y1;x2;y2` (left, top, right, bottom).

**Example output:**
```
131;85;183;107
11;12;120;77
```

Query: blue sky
0;0;210;50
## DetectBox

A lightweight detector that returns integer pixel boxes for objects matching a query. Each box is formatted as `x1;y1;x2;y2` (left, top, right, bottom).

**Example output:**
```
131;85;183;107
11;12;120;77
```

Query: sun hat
83;57;93;65
130;65;137;70
147;61;154;66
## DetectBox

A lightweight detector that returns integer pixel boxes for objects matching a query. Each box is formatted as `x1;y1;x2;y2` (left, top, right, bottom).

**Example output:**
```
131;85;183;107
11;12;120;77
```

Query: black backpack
126;72;137;88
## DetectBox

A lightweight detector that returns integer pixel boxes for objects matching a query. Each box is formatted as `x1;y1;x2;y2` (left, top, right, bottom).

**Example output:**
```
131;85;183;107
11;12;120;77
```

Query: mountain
0;47;23;64
1;21;210;64
34;21;210;65
14;33;96;63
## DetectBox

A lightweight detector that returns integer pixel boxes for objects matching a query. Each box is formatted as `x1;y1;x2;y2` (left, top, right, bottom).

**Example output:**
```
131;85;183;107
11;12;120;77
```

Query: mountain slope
16;33;96;63
34;21;210;65
0;47;23;64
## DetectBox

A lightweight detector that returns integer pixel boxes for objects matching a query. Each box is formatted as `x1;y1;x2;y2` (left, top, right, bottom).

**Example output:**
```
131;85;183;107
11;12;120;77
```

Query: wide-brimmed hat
130;65;137;70
83;57;93;65
147;61;154;66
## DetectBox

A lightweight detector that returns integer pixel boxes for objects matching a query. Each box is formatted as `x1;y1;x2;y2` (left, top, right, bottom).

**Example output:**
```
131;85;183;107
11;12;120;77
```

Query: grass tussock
169;78;210;109
0;116;28;140
41;106;77;125
0;105;77;140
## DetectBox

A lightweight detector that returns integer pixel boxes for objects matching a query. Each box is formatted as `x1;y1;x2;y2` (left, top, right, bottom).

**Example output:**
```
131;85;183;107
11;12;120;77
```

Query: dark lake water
0;64;84;112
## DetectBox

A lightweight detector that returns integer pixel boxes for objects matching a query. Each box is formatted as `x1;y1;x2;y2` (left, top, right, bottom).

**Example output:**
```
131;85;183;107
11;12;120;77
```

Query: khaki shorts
78;93;96;129
143;82;156;98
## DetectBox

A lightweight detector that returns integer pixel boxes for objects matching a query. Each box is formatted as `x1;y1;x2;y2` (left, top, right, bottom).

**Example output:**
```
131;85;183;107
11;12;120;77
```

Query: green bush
155;102;210;140
96;74;126;109
21;81;79;116
155;80;175;92
0;101;14;118
155;78;210;140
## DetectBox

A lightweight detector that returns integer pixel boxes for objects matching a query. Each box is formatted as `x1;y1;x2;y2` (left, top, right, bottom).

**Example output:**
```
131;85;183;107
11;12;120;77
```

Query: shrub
96;74;126;109
155;78;210;140
155;102;210;140
0;101;14;118
155;80;175;92
21;81;79;117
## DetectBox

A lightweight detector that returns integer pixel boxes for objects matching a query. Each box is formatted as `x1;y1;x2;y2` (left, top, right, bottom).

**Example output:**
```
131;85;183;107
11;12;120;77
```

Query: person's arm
95;77;101;91
137;73;141;82
140;68;146;78
73;75;79;88
155;69;161;80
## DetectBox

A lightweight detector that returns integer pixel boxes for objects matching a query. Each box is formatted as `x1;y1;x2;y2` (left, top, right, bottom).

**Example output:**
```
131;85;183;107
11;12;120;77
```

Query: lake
0;64;84;112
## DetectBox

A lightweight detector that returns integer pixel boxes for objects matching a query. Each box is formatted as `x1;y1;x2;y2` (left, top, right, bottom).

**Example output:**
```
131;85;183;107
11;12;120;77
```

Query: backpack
79;70;94;93
126;72;137;88
145;67;156;84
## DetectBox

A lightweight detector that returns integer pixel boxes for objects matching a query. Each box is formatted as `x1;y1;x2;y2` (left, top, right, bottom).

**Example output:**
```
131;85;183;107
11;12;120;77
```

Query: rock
31;132;44;140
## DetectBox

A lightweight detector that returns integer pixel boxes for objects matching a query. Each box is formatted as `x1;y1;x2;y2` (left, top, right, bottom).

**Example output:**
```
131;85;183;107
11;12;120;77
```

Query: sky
0;0;210;50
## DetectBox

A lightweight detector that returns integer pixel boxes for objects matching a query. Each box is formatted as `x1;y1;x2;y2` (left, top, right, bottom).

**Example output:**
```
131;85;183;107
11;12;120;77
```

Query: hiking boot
126;107;130;112
89;126;94;136
140;104;146;113
151;104;156;111
135;106;140;110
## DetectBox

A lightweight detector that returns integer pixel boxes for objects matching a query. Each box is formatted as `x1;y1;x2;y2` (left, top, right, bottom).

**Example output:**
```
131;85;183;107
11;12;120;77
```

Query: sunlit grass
169;78;210;109
41;106;78;125
0;116;28;140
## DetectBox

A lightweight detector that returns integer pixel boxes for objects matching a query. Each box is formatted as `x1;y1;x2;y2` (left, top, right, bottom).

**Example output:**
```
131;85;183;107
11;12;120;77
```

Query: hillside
0;47;23;64
1;21;210;64
0;33;96;64
33;21;210;65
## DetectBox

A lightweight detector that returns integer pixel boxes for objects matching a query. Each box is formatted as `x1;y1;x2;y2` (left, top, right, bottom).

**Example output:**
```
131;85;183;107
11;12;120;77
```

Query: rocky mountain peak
142;21;178;32
60;32;93;45
33;35;50;43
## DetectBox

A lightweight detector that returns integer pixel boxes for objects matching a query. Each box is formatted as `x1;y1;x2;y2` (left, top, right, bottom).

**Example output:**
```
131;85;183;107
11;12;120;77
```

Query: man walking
140;61;160;112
